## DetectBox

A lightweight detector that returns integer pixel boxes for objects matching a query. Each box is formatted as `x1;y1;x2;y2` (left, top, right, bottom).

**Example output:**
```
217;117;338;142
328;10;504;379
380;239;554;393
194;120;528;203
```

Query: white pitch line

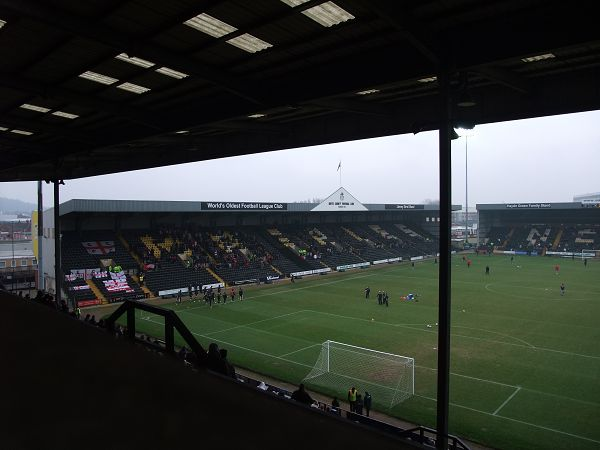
493;386;521;415
303;309;600;360
278;343;320;358
414;394;600;445
204;310;307;336
168;271;380;315
141;316;600;443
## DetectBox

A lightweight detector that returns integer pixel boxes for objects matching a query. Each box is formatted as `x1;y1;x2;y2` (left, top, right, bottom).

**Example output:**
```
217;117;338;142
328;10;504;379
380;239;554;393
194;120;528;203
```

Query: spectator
218;348;236;379
207;343;222;372
347;386;358;412
355;394;364;415
291;384;314;406
364;392;372;417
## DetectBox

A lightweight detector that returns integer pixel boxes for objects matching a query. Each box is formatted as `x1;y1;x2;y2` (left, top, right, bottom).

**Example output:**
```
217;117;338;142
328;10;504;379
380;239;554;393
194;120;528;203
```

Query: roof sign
311;187;367;211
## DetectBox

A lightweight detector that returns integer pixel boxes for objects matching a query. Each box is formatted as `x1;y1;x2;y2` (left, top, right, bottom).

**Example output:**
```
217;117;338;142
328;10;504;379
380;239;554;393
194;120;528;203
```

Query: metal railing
105;300;207;366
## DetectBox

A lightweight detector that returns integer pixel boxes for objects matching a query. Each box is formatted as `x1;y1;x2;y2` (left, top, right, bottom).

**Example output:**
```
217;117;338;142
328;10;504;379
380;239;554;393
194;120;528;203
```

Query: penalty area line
492;386;521;415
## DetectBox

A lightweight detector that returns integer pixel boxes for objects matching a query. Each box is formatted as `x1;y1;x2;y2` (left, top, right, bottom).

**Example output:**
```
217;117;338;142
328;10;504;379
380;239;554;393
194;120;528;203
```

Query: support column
37;181;44;291
165;316;175;354
53;180;62;307
436;69;453;450
127;307;136;339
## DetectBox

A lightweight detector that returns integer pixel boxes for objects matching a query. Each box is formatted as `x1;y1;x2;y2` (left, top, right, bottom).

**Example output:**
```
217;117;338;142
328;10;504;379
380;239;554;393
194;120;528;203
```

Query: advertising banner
290;268;331;277
77;299;101;307
336;262;370;271
201;202;287;211
384;204;425;210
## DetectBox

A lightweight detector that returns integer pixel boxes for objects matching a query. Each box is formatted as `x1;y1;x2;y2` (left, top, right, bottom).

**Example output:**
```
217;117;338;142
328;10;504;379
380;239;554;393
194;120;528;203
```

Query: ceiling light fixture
184;13;236;38
116;82;151;94
10;129;34;135
356;89;379;95
52;111;79;119
156;67;189;79
521;53;555;63
79;71;119;85
281;0;355;27
227;34;273;53
20;104;51;113
115;53;155;68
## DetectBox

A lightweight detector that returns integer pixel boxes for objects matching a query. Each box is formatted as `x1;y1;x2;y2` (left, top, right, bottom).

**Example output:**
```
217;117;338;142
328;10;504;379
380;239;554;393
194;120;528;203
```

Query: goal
302;340;414;409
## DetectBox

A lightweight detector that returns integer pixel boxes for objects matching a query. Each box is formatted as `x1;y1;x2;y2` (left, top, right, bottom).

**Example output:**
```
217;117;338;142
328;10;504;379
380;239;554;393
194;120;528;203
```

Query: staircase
270;264;283;276
206;267;225;285
86;279;107;305
501;228;515;249
552;228;564;250
342;227;362;241
117;233;144;268
131;274;154;298
141;235;161;259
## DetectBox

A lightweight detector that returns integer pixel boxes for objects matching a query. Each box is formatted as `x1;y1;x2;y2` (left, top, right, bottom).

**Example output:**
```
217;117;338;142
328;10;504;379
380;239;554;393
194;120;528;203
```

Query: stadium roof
0;0;599;181
54;198;461;216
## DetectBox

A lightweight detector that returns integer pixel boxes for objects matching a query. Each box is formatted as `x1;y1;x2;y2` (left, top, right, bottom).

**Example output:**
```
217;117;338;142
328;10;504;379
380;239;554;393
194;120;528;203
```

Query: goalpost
302;340;414;409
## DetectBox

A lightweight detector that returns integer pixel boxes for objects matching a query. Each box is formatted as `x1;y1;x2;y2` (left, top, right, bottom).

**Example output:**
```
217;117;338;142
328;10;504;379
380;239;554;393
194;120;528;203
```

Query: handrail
105;300;207;366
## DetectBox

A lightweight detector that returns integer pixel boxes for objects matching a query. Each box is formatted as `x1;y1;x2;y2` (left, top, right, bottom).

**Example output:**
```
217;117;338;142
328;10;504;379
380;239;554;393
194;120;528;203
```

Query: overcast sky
1;110;599;208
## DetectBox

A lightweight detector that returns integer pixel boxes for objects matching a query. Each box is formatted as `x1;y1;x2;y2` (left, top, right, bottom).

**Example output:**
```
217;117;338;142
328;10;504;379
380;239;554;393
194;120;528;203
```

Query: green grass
122;255;600;450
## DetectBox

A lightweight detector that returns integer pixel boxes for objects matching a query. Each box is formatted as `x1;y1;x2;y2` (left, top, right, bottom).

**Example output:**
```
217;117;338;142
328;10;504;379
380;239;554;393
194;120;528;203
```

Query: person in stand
355;394;364;415
364;392;372;417
291;384;314;406
347;387;358;412
560;282;566;296
485;265;490;275
239;287;244;301
364;287;371;299
218;348;236;379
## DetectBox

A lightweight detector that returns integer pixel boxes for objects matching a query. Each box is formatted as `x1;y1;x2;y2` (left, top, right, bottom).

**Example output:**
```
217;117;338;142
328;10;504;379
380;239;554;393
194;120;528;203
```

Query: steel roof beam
0;0;267;105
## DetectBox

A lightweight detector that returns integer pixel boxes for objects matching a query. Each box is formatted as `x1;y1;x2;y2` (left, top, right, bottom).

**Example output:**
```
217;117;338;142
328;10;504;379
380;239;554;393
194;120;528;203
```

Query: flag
337;161;341;171
82;241;115;255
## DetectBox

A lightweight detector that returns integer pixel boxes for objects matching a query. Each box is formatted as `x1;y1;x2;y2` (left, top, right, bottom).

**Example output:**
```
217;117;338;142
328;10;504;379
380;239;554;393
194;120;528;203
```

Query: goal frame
305;340;415;408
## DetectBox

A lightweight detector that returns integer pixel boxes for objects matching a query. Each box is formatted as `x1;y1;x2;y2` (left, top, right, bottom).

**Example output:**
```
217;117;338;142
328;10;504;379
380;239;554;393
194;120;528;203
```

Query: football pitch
125;255;600;450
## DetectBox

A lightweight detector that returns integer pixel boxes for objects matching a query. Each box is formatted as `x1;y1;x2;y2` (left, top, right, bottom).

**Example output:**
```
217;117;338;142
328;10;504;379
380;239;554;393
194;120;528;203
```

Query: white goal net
302;340;414;409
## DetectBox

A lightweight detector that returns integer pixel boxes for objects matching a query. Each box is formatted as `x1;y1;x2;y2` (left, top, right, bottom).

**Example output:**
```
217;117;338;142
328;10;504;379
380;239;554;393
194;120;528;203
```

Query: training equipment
302;340;414;408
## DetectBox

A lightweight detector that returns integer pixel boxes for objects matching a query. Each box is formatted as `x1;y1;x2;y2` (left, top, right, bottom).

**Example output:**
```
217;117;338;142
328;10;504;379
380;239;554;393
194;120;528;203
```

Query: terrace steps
207;267;225;285
131;274;153;298
552;228;564;250
342;227;362;241
86;279;107;305
117;233;143;268
270;264;283;276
